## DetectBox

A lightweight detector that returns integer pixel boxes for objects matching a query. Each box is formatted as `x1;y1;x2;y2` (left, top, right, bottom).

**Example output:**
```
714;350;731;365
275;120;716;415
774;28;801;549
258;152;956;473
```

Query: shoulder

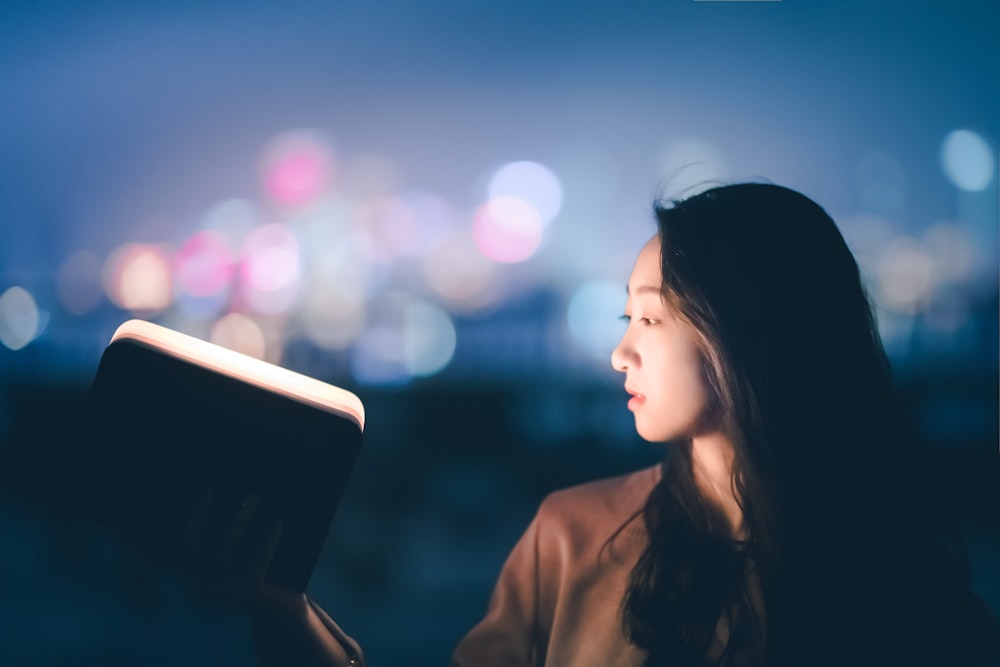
534;466;660;547
541;465;661;516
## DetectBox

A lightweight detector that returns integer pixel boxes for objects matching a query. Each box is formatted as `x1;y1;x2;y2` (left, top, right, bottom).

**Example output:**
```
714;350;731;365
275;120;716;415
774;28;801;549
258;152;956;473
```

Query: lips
625;385;645;409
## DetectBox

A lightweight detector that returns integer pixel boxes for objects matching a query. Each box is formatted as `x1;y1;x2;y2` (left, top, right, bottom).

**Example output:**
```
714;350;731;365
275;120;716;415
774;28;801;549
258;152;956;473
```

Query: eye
619;315;658;325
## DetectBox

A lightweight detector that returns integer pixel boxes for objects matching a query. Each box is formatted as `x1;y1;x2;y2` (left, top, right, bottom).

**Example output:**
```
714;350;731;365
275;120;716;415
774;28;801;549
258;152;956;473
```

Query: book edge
110;319;365;431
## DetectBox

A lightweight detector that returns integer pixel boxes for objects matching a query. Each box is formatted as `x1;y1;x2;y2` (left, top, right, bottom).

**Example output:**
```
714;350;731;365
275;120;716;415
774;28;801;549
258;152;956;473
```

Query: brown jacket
451;465;660;667
280;466;660;667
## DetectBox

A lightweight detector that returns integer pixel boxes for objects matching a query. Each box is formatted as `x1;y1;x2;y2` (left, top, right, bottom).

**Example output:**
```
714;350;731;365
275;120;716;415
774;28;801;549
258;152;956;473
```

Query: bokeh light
923;287;970;333
299;281;367;352
57;250;104;315
0;286;40;351
103;243;173;313
877;237;936;312
175;230;235;298
174;230;236;318
210;312;267;360
940;129;994;192
487;161;563;225
473;197;544;263
341;153;402;199
923;223;975;284
353;196;418;263
201;198;262;249
293;196;362;275
566;280;627;359
423;230;499;310
350;294;457;385
403;301;457;376
398;190;457;256
836;214;895;280
239;224;301;315
351;330;409;386
854;150;906;214
260;130;336;206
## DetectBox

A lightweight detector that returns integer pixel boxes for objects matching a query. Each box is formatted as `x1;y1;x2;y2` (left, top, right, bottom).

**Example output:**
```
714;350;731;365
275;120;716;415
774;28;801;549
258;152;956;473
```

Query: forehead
628;235;662;290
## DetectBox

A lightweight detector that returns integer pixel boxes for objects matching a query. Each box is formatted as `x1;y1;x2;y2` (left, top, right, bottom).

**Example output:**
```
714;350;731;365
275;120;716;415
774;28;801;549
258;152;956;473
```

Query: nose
611;329;634;373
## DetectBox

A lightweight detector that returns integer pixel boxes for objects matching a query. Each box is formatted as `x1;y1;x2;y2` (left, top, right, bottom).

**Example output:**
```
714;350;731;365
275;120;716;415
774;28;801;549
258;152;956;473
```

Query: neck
690;431;745;539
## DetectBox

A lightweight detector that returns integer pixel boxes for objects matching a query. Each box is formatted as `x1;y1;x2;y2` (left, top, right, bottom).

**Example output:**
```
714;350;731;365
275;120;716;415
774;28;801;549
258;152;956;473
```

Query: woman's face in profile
612;235;713;443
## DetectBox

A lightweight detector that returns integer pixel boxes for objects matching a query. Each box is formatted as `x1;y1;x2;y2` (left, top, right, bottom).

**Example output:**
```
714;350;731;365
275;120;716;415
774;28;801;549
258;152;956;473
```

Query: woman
204;183;998;666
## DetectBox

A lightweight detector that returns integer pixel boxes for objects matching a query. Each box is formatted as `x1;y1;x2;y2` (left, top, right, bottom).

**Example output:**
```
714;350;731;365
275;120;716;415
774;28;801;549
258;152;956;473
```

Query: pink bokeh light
175;230;235;298
261;131;336;206
473;196;544;264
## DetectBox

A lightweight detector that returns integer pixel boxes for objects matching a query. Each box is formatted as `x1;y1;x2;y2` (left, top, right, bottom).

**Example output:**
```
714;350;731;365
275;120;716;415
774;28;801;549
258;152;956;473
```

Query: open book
59;319;365;593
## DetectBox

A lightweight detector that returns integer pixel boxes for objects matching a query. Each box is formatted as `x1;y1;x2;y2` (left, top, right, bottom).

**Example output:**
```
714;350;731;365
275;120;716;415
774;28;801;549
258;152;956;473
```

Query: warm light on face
611;236;712;443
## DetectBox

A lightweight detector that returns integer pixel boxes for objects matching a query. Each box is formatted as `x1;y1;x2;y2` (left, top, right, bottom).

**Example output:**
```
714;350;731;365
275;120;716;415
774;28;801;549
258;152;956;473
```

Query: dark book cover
59;319;365;593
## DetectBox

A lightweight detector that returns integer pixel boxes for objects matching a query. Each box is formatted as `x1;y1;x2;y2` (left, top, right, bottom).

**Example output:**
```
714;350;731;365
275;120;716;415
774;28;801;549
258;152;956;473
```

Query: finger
246;514;283;591
217;494;258;566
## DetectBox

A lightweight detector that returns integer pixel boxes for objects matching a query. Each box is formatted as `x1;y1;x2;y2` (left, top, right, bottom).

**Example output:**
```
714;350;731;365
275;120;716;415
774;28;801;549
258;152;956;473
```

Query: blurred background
1;1;997;664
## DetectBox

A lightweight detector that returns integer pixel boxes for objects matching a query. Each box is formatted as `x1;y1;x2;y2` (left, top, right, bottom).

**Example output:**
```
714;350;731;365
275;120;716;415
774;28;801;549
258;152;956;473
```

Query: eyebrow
625;285;661;295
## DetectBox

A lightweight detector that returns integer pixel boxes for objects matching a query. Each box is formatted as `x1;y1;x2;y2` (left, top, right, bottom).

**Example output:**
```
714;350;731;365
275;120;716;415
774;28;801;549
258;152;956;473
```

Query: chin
634;414;698;444
635;422;681;444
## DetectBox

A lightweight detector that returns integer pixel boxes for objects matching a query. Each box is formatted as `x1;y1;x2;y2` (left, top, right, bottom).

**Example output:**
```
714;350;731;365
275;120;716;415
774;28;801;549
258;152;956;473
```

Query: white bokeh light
941;129;994;192
487;161;563;225
0;286;40;351
350;294;457;385
404;301;457;377
474;197;544;264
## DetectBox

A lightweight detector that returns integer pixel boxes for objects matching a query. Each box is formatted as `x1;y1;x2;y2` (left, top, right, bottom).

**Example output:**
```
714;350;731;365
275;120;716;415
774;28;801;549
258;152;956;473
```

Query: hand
183;490;363;666
182;489;294;613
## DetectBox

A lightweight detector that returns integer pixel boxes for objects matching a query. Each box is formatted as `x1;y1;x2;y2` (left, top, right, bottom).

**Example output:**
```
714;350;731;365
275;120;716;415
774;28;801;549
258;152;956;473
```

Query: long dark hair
619;183;998;666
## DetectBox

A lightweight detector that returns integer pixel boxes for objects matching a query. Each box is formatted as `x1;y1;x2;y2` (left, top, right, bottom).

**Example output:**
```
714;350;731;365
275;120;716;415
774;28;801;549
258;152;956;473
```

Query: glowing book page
60;319;365;593
110;319;365;430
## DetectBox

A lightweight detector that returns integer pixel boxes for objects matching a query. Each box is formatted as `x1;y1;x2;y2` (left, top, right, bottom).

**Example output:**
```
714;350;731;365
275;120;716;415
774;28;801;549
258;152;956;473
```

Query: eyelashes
619;315;660;326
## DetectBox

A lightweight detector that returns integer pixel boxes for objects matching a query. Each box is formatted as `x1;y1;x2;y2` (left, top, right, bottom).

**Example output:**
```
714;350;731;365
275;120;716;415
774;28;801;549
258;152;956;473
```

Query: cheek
655;335;708;399
639;341;712;440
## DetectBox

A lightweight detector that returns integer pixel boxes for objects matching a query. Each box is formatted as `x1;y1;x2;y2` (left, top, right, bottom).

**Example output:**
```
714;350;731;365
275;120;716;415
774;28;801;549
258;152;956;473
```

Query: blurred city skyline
2;1;998;391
